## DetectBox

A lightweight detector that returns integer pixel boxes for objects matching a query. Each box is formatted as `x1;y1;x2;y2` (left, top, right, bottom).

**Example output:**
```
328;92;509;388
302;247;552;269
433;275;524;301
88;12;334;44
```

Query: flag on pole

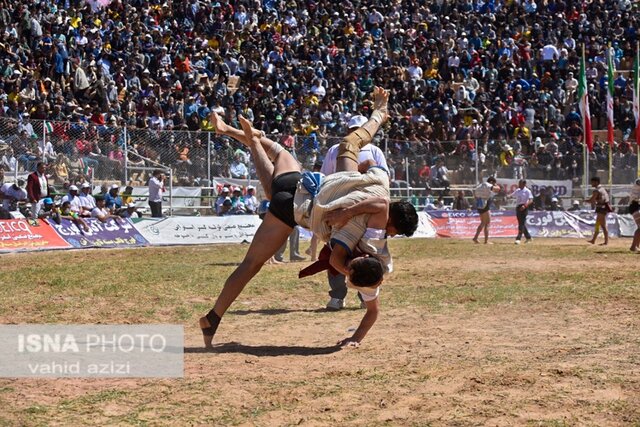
578;47;593;152
606;45;615;147
633;44;640;147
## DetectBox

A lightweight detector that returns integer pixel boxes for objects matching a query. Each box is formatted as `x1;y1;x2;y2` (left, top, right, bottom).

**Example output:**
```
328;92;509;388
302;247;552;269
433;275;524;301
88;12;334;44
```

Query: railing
1;116;639;215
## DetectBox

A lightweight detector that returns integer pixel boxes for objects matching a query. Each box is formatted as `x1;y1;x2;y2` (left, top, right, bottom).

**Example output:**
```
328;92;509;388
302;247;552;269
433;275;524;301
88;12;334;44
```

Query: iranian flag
634;45;640;146
606;46;615;147
578;48;593;152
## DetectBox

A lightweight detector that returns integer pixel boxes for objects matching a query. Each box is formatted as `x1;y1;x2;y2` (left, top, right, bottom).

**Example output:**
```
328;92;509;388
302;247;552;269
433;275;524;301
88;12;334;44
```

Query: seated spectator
549;197;565;211
230;154;248;179
104;184;123;213
219;197;233;216
51;154;70;184
118;203;140;219
60;201;90;232
0;179;27;217
244;185;258;214
61;185;83;213
78;182;96;217
533;187;553;211
38;198;61;224
91;197;121;223
215;187;231;215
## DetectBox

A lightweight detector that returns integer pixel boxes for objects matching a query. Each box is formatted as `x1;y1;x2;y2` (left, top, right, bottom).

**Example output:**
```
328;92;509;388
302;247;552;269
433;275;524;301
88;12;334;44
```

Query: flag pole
637;42;640;178
583;45;589;197
607;42;613;190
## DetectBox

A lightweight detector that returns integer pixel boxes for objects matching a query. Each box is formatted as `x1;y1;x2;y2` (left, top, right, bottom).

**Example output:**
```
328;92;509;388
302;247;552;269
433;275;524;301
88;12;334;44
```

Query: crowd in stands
0;0;639;192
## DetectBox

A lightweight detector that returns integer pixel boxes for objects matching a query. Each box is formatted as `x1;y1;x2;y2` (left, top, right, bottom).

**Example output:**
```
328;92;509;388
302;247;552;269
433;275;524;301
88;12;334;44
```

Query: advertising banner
49;218;149;249
129;187;202;210
496;179;573;197
426;210;518;238
420;210;619;239
0;219;71;252
135;215;262;246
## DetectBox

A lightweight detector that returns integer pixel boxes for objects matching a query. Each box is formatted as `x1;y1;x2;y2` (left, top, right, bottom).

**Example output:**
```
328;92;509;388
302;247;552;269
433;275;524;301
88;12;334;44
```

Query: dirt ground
0;239;639;426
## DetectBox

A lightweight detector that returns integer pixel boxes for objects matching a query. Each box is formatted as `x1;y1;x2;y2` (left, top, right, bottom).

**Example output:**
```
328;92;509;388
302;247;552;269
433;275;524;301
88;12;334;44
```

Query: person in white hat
78;182;96;217
118;202;139;219
104;184;123;213
61;184;83;213
215;186;231;215
244;185;258;214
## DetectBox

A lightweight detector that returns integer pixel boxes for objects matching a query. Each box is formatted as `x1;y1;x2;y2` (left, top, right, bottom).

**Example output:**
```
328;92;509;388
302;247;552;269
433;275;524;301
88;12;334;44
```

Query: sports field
0;238;639;426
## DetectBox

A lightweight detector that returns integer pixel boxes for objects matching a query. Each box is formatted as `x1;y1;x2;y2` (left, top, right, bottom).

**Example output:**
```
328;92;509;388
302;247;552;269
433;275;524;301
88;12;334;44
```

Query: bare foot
265;257;283;265
630;247;637;252
210;112;228;134
198;317;214;349
599;242;608;246
587;239;595;245
472;238;479;244
238;115;260;146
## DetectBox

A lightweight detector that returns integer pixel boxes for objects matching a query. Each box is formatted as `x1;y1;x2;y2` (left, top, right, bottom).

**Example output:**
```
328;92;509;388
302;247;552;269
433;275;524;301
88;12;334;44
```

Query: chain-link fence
1;116;639;213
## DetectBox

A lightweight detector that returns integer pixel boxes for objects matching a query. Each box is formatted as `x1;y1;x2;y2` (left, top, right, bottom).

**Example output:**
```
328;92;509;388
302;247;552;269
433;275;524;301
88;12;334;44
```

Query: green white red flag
633;45;640;146
606;46;615;147
578;48;593;152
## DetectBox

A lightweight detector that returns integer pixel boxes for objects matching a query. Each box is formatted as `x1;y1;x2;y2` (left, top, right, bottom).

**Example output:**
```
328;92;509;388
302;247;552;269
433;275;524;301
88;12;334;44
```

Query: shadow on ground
185;342;342;356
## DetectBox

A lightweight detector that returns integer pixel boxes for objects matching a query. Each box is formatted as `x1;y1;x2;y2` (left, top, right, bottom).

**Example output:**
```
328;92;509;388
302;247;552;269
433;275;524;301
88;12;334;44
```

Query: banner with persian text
48;218;149;249
135;216;262;246
421;210;619;239
0;219;71;252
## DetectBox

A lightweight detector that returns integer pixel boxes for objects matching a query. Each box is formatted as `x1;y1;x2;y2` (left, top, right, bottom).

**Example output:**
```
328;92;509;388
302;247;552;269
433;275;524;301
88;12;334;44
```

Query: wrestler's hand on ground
210;112;228;134
338;338;360;348
324;208;350;228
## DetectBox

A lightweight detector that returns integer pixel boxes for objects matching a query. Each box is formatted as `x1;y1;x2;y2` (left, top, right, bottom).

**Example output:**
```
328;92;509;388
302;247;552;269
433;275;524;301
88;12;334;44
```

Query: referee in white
510;179;533;244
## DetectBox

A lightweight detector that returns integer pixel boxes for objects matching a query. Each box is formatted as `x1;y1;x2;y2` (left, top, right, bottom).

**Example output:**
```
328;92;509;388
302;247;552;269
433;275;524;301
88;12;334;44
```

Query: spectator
230;153;249;179
215;187;231;215
148;170;165;218
90;197;115;223
104;184;123;213
26;162;50;206
61;184;82;213
78;182;96;217
119;203;140;219
244;185;258;214
0;179;27;217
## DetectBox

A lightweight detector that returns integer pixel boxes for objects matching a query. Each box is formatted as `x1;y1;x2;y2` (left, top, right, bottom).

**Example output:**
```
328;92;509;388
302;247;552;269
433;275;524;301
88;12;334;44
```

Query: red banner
0;219;71;251
426;211;518;238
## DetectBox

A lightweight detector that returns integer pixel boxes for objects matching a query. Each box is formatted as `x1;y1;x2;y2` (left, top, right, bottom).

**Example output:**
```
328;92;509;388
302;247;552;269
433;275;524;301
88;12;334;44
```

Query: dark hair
591;176;600;184
350;257;384;287
519;179;526;185
389;200;418;237
487;176;497;184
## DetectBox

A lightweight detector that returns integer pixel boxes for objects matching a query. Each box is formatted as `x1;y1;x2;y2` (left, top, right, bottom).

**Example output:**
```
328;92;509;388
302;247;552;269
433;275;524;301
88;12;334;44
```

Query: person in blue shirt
104;184;123;214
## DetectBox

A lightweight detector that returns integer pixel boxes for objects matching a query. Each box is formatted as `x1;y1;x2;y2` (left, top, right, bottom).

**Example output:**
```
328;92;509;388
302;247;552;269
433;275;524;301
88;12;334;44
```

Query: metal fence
1;116;639;211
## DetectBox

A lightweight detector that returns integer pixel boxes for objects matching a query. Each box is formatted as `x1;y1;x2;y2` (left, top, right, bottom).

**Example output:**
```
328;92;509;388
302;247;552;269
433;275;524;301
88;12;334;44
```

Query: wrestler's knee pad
267;142;284;161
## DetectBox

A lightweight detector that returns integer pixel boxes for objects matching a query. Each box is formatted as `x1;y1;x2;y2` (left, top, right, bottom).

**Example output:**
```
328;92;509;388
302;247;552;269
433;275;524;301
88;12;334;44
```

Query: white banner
129;187;203;211
135;216;262;245
496;178;573;197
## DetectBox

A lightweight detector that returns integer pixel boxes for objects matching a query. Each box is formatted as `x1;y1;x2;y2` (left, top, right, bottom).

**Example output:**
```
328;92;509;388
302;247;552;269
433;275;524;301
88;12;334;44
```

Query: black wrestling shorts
268;171;302;228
